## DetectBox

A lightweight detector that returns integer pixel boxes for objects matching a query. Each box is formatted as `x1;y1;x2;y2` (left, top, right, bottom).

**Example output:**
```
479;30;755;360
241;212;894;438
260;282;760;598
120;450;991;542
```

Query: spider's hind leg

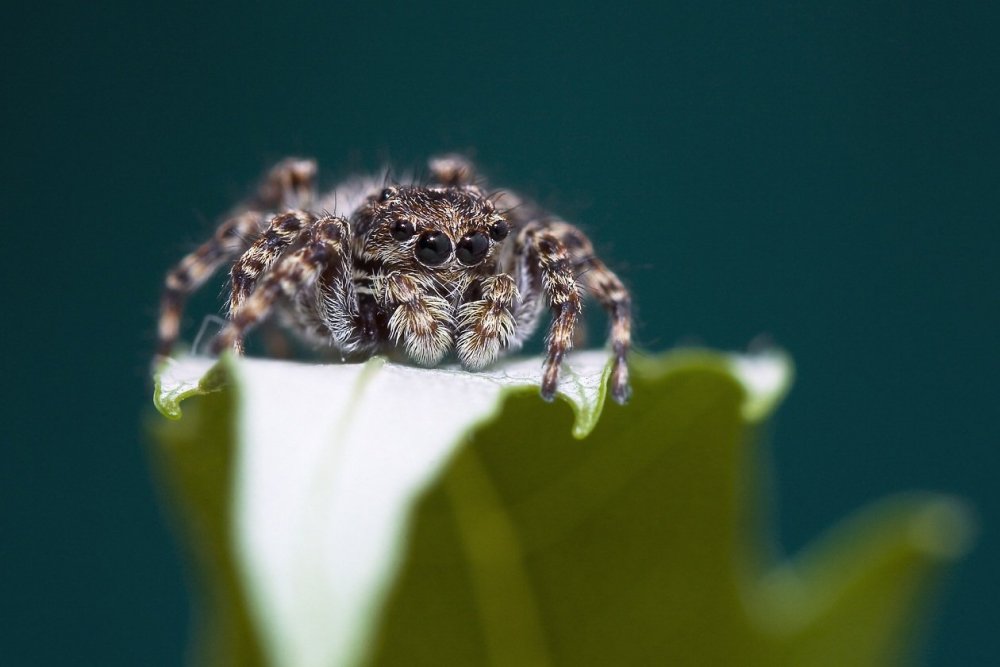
428;154;478;187
156;158;318;360
157;210;264;359
251;157;317;210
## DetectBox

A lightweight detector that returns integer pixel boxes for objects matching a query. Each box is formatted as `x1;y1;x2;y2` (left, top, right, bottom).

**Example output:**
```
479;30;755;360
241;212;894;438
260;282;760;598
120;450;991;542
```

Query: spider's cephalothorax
157;155;633;403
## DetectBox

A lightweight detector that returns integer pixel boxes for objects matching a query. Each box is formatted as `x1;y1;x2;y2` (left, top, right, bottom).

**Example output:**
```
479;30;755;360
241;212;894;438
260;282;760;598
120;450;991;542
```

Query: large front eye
456;232;490;265
390;218;414;241
415;231;452;266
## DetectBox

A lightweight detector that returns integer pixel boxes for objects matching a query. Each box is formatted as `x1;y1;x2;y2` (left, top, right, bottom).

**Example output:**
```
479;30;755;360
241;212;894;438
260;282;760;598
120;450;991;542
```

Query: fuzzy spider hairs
157;155;632;403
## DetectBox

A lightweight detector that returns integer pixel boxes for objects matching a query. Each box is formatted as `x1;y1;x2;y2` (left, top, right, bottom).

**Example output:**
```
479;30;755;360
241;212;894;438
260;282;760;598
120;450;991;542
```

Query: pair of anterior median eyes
387;213;510;267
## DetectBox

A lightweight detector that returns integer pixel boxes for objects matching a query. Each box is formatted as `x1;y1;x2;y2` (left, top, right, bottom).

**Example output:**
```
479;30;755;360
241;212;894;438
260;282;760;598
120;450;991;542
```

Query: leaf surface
152;350;971;667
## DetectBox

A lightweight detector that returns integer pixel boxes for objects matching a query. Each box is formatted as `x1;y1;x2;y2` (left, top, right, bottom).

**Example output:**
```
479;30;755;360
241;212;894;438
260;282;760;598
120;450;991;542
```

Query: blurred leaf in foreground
150;350;972;667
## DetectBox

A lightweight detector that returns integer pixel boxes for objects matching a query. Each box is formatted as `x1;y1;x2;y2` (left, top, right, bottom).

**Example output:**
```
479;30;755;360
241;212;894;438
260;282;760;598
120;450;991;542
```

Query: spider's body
157;156;632;403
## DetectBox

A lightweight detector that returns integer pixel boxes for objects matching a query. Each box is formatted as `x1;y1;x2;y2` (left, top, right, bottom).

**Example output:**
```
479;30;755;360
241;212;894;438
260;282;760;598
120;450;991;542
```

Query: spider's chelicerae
157;155;632;403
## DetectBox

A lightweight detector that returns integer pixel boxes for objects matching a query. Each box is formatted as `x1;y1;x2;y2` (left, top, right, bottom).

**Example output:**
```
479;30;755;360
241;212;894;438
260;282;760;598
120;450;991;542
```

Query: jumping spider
157;155;632;403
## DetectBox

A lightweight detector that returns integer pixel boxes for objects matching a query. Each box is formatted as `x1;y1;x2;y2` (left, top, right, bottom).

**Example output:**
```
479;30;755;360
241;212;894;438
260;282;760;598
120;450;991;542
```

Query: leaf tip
152;356;223;419
906;496;977;561
728;348;794;421
561;352;614;439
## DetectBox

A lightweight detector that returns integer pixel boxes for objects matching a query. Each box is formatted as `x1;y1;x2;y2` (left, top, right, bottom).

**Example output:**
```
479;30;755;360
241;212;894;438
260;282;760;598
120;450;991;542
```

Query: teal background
2;1;996;664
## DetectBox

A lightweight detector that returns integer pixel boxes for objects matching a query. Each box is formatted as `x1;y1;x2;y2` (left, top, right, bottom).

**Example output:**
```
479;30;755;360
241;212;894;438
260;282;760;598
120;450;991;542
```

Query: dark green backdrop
2;1;996;664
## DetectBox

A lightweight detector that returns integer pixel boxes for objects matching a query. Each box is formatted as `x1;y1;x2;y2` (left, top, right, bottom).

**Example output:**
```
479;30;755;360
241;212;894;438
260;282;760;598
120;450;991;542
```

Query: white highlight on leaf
229;352;611;667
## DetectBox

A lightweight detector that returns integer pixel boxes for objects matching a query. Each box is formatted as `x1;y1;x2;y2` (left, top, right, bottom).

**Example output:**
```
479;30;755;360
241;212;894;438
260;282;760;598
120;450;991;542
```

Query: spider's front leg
377;272;453;366
212;215;351;354
520;229;583;402
226;210;314;353
455;274;519;370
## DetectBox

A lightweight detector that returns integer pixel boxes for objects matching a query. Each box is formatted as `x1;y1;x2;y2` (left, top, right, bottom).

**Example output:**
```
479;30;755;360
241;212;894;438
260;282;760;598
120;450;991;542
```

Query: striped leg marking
213;216;349;354
552;222;633;404
526;230;582;402
227;210;313;352
157;210;263;358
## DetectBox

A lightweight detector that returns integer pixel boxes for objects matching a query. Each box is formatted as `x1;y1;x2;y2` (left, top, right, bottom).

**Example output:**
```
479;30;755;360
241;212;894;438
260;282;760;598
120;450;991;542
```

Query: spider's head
362;185;510;272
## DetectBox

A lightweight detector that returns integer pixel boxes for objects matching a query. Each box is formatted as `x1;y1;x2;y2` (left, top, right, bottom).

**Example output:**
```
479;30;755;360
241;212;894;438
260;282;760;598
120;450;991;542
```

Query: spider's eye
456;232;490;265
390;218;414;241
415;231;452;266
489;219;509;241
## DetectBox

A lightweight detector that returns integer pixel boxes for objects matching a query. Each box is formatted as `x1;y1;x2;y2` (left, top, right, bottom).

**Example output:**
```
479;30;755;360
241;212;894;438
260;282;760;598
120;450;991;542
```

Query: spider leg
251;157;317;210
517;228;583;402
212;216;350;354
509;254;546;348
287;220;375;356
155;158;317;359
550;222;632;404
377;272;453;366
455;274;519;370
428;154;477;187
509;217;632;404
577;258;631;403
227;210;314;352
157;210;264;358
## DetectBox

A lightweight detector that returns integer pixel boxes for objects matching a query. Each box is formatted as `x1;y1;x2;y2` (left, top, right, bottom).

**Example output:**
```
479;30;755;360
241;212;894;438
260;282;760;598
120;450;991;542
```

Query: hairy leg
517;227;583;402
157;210;264;358
456;274;519;370
509;251;546;348
213;216;352;354
548;222;632;403
250;157;317;211
156;158;318;359
279;220;375;356
428;154;477;187
227;210;314;351
377;272;453;366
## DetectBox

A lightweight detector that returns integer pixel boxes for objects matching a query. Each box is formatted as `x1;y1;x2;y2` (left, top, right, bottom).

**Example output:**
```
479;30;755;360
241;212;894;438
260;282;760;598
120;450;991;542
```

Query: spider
156;155;632;403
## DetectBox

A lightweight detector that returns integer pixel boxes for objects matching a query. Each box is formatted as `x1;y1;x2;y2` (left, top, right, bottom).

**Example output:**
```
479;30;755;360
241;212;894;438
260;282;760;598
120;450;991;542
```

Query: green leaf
151;350;972;667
